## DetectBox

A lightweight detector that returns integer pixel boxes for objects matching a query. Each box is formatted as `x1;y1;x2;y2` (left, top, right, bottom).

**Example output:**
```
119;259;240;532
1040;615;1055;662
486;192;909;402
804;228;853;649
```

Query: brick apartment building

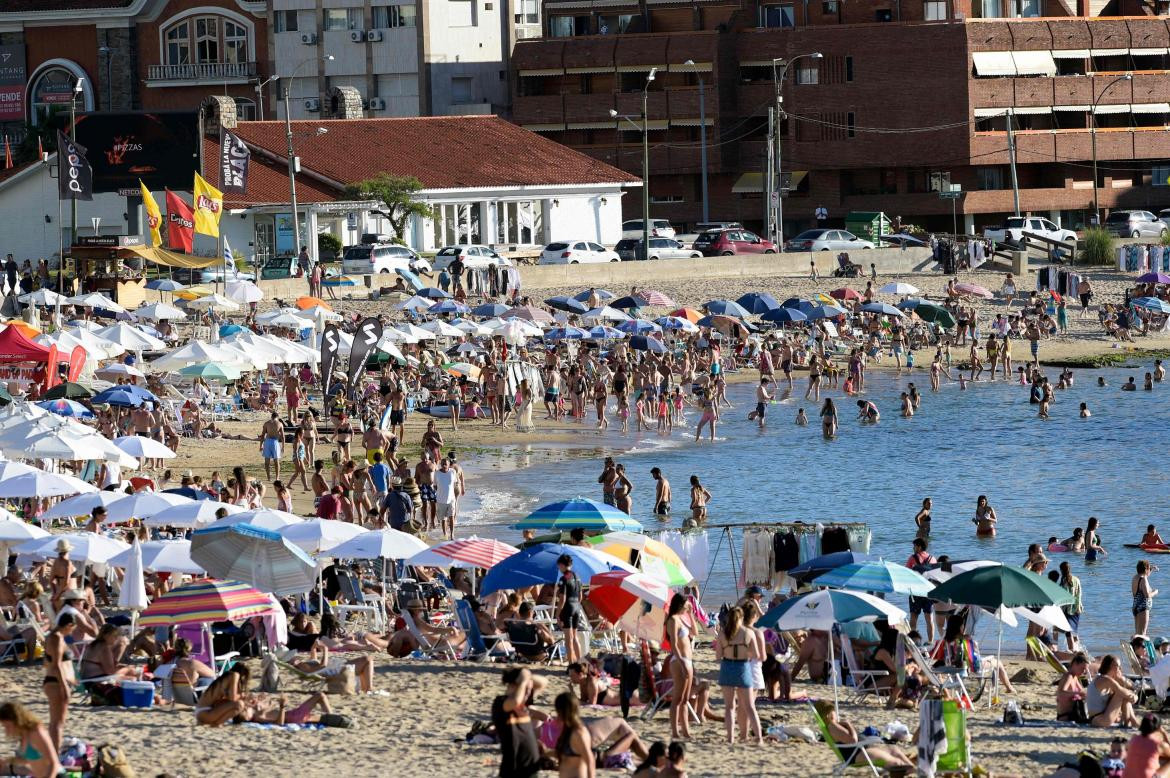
511;0;1170;237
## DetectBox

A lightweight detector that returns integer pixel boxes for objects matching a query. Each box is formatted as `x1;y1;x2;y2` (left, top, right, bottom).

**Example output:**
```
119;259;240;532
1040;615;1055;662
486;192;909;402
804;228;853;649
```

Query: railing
147;62;257;82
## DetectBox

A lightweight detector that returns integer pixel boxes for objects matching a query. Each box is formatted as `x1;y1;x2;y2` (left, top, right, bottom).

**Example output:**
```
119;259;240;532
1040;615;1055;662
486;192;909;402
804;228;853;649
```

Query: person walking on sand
689;476;711;525
259;412;284;482
651;467;671;517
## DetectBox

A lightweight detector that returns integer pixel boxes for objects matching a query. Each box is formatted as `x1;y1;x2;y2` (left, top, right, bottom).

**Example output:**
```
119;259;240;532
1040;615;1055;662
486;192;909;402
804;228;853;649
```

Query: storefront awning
1053;104;1090;111
1093;103;1130;114
974;107;1008;117
1131;102;1170;113
731;170;807;194
972;52;1016;76
1130;48;1169;56
1011;50;1057;76
1051;49;1089;59
1090;48;1127;56
1011;106;1053;115
122;246;221;269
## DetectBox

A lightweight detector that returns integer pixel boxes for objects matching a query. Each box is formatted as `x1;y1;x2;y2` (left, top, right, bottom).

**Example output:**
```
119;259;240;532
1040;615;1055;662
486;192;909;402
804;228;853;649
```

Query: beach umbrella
696;315;754;338
572;289;616;302
860;302;906;318
41;382;92;401
636;289;676;307
138;578;276;627
954;282;994;300
514;497;643;532
782;297;819;314
295;296;331;311
396;323;437;342
806;304;848;320
406;536;520;569
69;292;125;313
813;561;933;596
191;523;317;596
15;532;128;563
735;292;780;314
422;319;465;338
394;267;425;292
1132;297;1170;314
95;363;145;380
1137;271;1170;284
585;531;693;586
471;303;510;317
0;518;49;542
545;296;589;314
451;340;485;354
3;426;136;466
417;287;452;300
109;539;203;575
261;312;310;329
207;508;304;531
18;288;68;307
491;319;538;346
105;491;192;523
36;399;93;418
118;539;149;634
135;302;187;321
929;563;1073;609
41;491;125;522
278;519;367;555
60;328;124;359
588;570;672;642
899;299;956;328
789;551;881;584
327;529;428;561
582;306;631;323
150;341;240;371
111;436;176;461
829;288;862;302
666;307;702;323
146;279;185;292
879;282;919;295
177;363;241;381
89;387;148;408
628;335;668;354
504;305;555;324
94;384;159;405
480;543;635;595
655;316;699;333
225;280;264;304
186;293;240;311
587;325;625;340
702;299;752;318
444;361;482;380
609;296;644;311
761;307;808;324
428;299;470;315
618;319;661;336
144;500;242;528
545;326;589;341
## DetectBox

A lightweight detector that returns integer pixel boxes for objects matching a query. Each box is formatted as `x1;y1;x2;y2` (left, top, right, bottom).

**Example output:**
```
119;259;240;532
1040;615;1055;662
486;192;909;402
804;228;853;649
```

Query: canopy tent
0;326;67;363
122;246;221;269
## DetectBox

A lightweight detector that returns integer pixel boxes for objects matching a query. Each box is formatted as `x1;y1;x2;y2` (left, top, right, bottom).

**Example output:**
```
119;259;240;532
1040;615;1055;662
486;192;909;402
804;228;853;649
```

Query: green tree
344;173;432;245
317;232;342;260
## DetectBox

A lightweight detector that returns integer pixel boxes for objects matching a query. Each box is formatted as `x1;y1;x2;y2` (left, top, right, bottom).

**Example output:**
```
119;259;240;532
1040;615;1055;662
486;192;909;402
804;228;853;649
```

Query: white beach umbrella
878;282;920;296
454;320;491;337
135;302;188;321
94;323;166;351
297;305;342;322
207;508;304;531
326;529;428;561
225;280;264;304
144;499;242;529
18;288;68;306
15;532;129;563
396;323;436;341
377;340;406;362
186;293;240;311
256;308;302;325
109;539;204;575
34;331;83;357
105;491;193;523
278;519;367;555
0;518;50;542
62;327;124;359
150;340;239;371
41;491;127;522
111;435;176;460
2;428;138;468
218;341;269;370
69;292;125;313
421;319;465;338
96;363;145;379
582;306;632;322
261;312;307;328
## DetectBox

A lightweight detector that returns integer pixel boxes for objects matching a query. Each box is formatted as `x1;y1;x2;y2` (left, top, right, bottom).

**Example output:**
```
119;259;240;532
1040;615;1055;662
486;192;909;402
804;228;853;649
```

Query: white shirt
434;469;458;504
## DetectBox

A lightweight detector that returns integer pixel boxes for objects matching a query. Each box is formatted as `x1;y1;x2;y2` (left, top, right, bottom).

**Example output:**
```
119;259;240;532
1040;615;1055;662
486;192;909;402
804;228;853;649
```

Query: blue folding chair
454;599;510;662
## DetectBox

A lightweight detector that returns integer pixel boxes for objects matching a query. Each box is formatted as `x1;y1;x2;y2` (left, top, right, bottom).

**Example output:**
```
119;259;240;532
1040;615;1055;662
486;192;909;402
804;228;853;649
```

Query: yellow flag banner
192;172;223;238
139;179;163;247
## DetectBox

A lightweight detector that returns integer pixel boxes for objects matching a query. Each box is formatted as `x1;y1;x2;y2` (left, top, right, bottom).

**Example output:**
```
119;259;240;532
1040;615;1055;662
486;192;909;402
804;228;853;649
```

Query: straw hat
55;539;72;554
62;588;85;601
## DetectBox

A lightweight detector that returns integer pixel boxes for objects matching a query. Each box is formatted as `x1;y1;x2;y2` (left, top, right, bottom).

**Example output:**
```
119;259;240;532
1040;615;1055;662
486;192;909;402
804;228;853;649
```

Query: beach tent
0;325;64;363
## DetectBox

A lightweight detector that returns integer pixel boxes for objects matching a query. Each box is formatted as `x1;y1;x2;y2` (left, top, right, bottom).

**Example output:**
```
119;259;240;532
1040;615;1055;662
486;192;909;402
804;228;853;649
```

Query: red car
693;229;777;256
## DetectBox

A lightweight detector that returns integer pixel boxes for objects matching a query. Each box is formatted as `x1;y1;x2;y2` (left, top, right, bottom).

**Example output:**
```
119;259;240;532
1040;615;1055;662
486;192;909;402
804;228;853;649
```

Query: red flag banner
44;344;59;390
67;346;87;383
165;189;194;253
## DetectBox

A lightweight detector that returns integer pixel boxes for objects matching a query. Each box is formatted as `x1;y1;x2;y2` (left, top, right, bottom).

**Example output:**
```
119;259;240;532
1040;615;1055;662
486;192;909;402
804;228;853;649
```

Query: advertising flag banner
346;317;383;398
57;131;93;201
320;324;340;398
219;129;249;193
140;180;163;247
192;172;223;237
165;189;194;253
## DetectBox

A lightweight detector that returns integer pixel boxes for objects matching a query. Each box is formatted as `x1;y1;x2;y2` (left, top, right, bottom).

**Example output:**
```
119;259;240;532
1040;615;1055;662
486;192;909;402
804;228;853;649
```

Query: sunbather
318;614;390;652
171;637;216;693
1087;654;1140;729
1056;653;1090;722
540;692;650;771
814;700;914;770
284;650;375;693
195;666;250;726
79;624;138;682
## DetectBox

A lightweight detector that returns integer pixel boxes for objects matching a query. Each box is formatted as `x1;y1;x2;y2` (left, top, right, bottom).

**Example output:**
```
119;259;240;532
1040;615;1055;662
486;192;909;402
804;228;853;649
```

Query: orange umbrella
667;307;702;323
2;320;40;338
295;296;332;311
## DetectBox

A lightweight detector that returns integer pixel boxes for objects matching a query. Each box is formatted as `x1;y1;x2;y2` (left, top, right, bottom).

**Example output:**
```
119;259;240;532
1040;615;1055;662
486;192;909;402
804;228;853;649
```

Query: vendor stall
67;237;220;309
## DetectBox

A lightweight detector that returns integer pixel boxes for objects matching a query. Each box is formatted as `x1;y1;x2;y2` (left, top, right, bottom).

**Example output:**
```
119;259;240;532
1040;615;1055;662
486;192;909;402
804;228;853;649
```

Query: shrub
1079;227;1115;266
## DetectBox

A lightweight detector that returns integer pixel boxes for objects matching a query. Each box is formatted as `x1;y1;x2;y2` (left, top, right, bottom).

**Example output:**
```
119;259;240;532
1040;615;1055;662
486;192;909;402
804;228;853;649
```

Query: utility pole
1006;109;1020;217
765;107;775;241
283;85;301;259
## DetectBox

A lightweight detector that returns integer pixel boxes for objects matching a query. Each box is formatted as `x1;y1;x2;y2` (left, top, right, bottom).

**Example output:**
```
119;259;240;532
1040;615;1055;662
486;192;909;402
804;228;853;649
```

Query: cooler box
121;680;154;708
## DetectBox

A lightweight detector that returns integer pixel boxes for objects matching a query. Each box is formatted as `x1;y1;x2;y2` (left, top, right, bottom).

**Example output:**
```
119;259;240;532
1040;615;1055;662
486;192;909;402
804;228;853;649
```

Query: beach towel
916;699;947;778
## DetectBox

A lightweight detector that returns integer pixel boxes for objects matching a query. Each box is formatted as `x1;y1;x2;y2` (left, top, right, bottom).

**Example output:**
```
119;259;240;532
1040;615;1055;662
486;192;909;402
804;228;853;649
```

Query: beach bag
96;744;135;777
326;665;355;695
260;654;281;693
1068;697;1089;725
319;713;355;729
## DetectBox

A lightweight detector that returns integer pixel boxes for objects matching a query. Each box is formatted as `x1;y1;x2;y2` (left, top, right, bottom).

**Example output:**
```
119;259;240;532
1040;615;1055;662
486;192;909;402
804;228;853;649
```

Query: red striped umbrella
636;289;676;307
406;536;520;569
138;578;275;627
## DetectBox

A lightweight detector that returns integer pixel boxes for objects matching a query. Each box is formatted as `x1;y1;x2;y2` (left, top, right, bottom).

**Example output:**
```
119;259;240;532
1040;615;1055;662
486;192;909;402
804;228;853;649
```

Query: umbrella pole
829;631;839;715
992;619;1004;708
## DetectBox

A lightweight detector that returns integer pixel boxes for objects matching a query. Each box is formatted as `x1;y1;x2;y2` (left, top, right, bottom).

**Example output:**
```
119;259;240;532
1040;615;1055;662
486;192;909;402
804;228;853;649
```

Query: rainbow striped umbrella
138;578;275;627
406;536;519;569
513;497;643;532
585;531;694;587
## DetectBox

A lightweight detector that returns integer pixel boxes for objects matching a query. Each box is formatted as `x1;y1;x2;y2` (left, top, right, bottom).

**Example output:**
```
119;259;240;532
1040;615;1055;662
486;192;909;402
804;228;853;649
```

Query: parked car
341;243;419;275
784;229;875;253
175;265;256;284
1104;210;1168;238
693;229;776;256
1159;208;1170;228
539;240;620;265
615;237;703;261
433;245;506;272
694;221;743;234
259;256;302;280
621;219;676;240
983;216;1077;248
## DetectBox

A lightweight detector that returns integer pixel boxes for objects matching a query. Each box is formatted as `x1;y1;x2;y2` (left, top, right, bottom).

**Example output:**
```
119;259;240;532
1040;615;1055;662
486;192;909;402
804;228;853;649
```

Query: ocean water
460;363;1170;652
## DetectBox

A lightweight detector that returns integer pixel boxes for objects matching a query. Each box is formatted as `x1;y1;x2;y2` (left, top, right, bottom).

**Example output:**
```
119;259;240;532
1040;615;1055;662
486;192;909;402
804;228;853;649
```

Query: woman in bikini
334;413;353;464
914;497;932;538
974;495;997;537
42;613;74;750
593;377;609;429
195;665;250;726
554;692;594;778
665;593;694;740
299;411;318;466
79;623;137;683
0;702;61;778
820;397;838;439
715;606;762;745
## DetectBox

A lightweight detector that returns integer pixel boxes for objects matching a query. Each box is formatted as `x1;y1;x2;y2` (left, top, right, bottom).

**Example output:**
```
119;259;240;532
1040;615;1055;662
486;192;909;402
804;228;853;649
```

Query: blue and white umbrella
480;543;635;595
588;325;625;340
191;523;317;596
761;307;808;323
36;399;92;418
545;296;589;314
655;316;699;333
545;326;589;341
629;335;668;354
860;302;906;318
513;497;643;532
1133;297;1170;314
618;319;661;335
146;278;185;292
395;267;425;291
703;299;752;318
429;299;471;315
572;289;616;302
812;561;933;596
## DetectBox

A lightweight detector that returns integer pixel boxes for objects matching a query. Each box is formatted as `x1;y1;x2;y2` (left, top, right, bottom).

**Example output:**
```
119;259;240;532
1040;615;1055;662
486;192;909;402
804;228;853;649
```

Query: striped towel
917;698;947;778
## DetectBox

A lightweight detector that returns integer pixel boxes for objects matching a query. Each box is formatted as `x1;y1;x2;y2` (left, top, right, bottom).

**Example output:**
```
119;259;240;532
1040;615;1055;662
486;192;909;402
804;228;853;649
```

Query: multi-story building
269;0;540;120
0;0;269;139
511;0;1170;237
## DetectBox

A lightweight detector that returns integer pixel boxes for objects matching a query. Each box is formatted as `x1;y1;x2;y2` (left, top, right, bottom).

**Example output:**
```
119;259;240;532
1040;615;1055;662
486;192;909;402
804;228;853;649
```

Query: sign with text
0;86;23;122
72;111;198;193
0;45;27;85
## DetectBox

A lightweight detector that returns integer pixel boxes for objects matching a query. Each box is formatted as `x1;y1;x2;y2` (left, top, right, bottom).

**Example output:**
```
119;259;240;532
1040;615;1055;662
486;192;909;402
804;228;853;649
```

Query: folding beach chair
920;698;974;777
906;639;974;708
453;599;510;662
1026;636;1070;678
1121;641;1155;699
504;620;559;665
838;633;889;705
401;609;458;659
177;623;238;675
808;701;883;776
638;641;698;724
333;570;385;632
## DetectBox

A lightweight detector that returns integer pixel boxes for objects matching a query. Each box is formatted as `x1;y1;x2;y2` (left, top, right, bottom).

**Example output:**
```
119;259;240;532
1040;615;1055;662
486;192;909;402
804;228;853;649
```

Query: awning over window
1050;49;1089;59
1053;104;1090;111
1090;48;1127;56
972;52;1016;76
1130;48;1169;56
1093;103;1130;114
974;107;1008;117
731;171;806;194
1131;102;1170;113
1011;50;1057;76
1012;106;1053;115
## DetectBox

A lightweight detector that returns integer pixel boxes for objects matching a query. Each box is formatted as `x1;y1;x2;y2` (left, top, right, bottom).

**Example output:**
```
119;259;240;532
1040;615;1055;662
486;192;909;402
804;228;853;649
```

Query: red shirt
316;494;339;520
906;551;935;570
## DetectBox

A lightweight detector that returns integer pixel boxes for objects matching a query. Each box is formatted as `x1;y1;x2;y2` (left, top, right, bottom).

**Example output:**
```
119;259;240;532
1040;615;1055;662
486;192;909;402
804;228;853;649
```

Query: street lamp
609;66;656;261
683;59;709;224
770;52;822;247
282;55;333;261
1091;73;1132;227
254;74;280;121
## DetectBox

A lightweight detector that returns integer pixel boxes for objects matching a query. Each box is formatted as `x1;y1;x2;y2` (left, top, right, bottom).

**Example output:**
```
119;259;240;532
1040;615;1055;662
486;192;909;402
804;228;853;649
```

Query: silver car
621;219;676;240
1105;210;1167;238
784;229;875;252
615;237;702;261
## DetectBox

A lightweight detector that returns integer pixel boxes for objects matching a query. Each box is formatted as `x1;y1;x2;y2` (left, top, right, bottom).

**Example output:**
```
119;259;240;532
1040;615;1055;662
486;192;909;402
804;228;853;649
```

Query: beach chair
1025;636;1070;678
453;599;510;662
333;571;385;632
838;633;889;705
269;653;329;691
906;639;974;707
401;609;458;659
808;701;883;776
177;624;238;675
1120;641;1155;698
922;698;974;777
638;641;699;725
504;620;559;665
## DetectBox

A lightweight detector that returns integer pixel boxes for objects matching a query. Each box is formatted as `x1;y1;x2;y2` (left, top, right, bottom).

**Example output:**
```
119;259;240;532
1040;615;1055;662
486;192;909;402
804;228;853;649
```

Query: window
224;21;247;63
196;17;218;62
599;14;635;33
273;10;298;33
845;56;853;81
166;21;191;65
550;15;590;35
762;4;795;27
451;76;475;103
514;0;538;24
323;9;350;30
795;66;818;84
163;15;252;66
1154;166;1170;186
822;0;838;11
977;166;1005;190
234;97;256;120
1009;0;1041;15
847;112;855;137
979;0;999;15
924;0;947;19
449;0;475;26
373;5;417;28
875;8;893;20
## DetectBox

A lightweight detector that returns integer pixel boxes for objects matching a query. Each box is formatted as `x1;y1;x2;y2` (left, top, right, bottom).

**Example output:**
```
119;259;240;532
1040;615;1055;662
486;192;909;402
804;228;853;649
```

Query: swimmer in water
1098;376;1107;387
959;375;968;390
795;408;808;426
974;495;997;537
1080;402;1091;417
1142;524;1165;547
1122;376;1137;391
1156;360;1166;382
856;399;879;423
900;392;913;418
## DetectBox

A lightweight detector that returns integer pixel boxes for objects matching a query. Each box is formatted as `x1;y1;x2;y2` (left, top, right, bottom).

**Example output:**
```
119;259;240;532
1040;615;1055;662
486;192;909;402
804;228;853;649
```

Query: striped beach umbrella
588;570;672;642
513;497;643;533
191;523;317;596
138;578;276;627
480;543;635;595
636;289;677;307
407;536;520;569
585;532;693;586
812;561;933;596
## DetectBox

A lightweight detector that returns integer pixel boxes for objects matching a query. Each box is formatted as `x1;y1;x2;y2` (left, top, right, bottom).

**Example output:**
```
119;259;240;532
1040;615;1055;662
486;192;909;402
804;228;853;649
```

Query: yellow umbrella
585;531;693;586
814;292;836;304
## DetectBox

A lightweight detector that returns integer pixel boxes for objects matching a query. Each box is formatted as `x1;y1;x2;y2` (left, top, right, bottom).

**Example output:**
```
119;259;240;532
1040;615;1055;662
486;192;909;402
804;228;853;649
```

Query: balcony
147;62;257;84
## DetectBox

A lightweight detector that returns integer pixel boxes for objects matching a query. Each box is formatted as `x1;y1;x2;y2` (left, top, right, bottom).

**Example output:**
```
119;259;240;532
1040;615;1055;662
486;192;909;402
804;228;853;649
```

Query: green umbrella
178;363;241;380
930;563;1073;609
41;381;92;401
910;301;957;329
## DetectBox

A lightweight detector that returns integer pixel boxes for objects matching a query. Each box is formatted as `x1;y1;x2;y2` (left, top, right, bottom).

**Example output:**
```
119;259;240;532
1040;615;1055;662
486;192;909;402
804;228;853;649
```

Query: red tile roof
200;138;342;209
229;115;639;191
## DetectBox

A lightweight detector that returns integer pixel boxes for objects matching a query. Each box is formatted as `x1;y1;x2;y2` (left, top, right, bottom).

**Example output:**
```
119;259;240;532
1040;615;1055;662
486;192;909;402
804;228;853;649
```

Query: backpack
260;654;281;693
96;744;135;777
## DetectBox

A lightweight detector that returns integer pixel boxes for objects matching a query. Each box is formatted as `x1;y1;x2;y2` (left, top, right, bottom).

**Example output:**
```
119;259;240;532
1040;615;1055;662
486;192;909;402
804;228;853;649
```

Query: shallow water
462;363;1170;652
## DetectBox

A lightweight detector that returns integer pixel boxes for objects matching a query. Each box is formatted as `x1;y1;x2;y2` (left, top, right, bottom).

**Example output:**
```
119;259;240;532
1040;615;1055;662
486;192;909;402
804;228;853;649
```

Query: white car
433;245;505;271
341;244;418;275
984;217;1078;247
621;219;676;240
539;240;620;265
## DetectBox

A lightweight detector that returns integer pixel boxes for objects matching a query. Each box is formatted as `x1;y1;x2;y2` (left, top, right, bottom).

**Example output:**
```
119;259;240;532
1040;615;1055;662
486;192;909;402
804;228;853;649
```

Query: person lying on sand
814;700;914;770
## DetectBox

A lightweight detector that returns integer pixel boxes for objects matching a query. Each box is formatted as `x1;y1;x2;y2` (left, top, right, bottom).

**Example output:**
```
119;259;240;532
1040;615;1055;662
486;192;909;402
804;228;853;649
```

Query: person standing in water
1084;516;1106;562
974;495;997;537
688;476;711;525
1133;559;1159;638
914;497;932;539
651;468;671;517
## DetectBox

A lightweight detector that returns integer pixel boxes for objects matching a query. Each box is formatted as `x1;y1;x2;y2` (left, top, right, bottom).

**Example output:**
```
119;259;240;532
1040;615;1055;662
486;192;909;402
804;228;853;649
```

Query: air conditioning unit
367;97;386;110
350;30;366;42
300;32;317;44
304;98;321;112
367;29;384;41
516;27;537;39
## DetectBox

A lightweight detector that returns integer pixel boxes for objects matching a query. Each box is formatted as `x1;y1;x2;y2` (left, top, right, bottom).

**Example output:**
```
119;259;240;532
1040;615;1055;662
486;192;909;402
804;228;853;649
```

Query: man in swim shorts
651;467;671;516
363;421;388;466
749;378;773;428
260;412;284;481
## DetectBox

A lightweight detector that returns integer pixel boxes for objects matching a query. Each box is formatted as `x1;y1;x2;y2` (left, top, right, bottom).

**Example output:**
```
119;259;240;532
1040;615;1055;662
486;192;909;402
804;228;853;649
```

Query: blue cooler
121;680;154;708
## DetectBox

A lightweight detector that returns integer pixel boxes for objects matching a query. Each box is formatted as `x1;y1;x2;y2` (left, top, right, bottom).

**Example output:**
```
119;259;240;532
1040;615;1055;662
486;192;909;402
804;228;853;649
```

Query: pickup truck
984;217;1077;249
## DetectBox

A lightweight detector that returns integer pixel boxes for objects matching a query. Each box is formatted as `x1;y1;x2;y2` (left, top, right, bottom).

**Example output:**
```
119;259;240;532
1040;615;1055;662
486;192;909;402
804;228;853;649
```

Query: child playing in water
795;408;808;426
617;394;630;433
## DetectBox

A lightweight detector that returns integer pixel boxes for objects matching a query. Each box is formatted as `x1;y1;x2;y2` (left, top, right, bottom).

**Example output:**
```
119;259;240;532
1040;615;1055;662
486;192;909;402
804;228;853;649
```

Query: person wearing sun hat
48;540;76;610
